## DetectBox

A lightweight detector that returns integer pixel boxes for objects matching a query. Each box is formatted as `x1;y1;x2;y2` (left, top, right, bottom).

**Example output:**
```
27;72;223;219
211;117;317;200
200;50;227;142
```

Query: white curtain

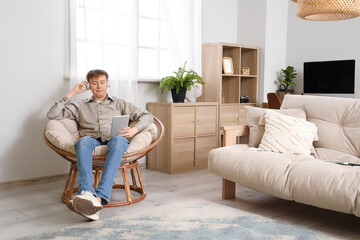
161;0;202;101
69;0;201;102
70;0;137;102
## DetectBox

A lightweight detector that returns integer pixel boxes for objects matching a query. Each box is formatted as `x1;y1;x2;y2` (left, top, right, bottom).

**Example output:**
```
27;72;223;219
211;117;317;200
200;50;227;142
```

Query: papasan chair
44;116;164;207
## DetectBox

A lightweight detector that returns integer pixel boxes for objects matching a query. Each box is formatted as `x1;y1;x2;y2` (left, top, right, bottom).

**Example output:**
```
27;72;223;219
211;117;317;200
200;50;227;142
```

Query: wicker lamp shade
292;0;360;21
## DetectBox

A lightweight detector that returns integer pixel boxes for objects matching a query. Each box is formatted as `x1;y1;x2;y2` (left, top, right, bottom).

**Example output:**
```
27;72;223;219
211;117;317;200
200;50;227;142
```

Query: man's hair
86;69;109;82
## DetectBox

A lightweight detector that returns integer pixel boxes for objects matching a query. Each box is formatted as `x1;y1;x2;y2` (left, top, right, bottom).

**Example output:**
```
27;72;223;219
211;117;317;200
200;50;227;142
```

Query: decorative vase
278;90;294;102
171;87;187;103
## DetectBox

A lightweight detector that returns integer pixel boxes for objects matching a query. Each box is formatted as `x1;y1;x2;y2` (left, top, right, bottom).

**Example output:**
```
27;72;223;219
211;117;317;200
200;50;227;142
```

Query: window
75;0;135;80
71;0;201;84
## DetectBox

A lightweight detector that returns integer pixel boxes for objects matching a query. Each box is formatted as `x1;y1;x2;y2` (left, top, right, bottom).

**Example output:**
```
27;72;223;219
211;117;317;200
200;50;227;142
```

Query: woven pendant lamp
292;0;360;21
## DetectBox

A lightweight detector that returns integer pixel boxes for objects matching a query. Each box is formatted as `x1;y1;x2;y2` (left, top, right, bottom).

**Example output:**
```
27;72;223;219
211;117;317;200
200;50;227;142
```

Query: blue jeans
74;136;129;205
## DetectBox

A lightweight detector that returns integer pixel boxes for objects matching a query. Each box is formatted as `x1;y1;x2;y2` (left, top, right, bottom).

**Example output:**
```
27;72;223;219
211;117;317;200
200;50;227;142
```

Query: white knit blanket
258;110;318;155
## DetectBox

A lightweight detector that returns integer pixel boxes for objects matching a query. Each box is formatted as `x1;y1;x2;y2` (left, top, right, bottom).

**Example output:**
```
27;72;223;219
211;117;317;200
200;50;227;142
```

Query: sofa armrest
221;124;249;146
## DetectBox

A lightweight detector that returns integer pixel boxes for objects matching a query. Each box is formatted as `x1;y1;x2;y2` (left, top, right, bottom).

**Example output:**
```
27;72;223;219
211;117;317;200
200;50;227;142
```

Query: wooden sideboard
147;102;219;173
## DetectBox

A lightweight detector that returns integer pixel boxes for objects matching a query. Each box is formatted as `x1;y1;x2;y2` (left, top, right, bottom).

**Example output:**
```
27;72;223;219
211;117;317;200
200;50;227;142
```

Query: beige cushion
281;95;360;159
208;144;315;200
126;123;158;152
45;119;158;156
258;111;318;155
287;159;360;217
244;107;307;147
314;148;360;164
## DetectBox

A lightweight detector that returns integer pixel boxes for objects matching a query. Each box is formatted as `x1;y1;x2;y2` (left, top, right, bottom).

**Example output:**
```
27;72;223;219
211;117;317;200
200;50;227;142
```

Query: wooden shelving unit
198;42;259;145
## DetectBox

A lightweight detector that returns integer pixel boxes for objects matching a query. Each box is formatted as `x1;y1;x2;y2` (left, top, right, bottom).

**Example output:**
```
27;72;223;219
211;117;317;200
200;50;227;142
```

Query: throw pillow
244;107;307;147
258;110;318;155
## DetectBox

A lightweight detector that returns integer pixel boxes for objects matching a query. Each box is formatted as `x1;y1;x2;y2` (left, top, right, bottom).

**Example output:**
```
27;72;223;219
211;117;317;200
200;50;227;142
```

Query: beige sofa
208;95;360;217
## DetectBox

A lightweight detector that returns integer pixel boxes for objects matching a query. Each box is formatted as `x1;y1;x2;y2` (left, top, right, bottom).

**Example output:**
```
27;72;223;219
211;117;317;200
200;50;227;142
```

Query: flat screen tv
303;59;355;94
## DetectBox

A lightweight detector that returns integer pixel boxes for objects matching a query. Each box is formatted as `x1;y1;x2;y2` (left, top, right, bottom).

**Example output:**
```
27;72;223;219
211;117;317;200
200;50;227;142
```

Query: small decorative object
221;93;225;104
185;84;203;102
242;67;250;75
240;96;249;103
158;62;205;103
291;0;360;21
222;57;234;75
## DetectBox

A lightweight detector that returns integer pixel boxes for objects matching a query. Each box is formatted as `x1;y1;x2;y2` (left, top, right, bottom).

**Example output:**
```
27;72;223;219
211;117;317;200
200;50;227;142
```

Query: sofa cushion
244;107;307;147
281;95;360;159
208;144;314;200
287;160;360;217
314;148;360;164
258;111;318;155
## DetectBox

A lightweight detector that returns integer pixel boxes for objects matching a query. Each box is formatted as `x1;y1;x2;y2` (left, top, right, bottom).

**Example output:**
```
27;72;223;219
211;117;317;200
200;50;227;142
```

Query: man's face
89;74;108;101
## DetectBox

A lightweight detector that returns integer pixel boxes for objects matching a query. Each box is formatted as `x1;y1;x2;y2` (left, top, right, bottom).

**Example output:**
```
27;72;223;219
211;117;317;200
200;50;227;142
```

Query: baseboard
0;174;68;190
0;162;147;190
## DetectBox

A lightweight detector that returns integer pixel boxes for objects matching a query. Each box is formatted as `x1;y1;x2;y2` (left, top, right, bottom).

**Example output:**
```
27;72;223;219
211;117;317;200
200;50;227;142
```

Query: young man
47;69;153;220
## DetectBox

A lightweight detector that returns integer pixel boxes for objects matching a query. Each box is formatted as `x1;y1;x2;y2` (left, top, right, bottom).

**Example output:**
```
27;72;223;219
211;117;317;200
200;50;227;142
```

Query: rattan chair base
61;161;146;207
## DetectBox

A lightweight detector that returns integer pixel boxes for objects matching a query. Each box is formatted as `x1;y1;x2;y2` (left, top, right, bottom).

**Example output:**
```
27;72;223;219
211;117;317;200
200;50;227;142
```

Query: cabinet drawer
173;107;195;138
220;105;239;126
196;105;217;135
195;136;218;168
173;138;195;171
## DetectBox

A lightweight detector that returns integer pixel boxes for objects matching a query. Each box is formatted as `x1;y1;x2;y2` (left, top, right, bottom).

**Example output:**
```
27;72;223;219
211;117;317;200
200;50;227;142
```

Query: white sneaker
73;191;103;215
67;200;100;221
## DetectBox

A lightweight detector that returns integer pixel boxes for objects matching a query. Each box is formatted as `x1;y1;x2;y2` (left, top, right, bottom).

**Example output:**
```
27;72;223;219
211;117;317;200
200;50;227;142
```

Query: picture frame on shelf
222;57;234;75
242;67;250;75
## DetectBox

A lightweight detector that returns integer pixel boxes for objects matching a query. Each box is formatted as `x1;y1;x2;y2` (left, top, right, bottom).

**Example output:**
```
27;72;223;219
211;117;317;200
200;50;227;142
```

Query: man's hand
118;127;139;139
66;81;89;99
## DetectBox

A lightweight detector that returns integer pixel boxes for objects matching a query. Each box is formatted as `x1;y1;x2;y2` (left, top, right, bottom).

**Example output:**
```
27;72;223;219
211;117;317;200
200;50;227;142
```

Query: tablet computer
110;115;130;138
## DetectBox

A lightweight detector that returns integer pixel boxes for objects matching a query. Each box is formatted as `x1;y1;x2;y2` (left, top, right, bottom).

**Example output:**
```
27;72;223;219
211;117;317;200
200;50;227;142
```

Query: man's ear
108;80;111;88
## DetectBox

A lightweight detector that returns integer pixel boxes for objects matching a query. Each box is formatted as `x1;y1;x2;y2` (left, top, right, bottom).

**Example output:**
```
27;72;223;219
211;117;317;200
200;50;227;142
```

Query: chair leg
61;166;73;203
93;168;102;189
61;164;78;204
122;168;132;203
136;164;146;195
130;168;138;190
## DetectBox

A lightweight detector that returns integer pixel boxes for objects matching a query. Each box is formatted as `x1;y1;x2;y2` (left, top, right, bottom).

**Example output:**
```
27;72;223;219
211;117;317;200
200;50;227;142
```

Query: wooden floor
1;164;360;240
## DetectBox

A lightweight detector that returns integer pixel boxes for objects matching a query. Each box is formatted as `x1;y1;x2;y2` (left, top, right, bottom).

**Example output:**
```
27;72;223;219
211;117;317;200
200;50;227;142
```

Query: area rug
19;199;337;240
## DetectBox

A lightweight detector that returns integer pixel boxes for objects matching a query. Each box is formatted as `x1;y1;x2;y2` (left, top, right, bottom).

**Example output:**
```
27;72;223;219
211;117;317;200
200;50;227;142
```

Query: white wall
263;0;289;100
138;0;240;108
0;0;69;182
0;0;239;183
286;2;360;97
202;0;238;43
237;0;266;104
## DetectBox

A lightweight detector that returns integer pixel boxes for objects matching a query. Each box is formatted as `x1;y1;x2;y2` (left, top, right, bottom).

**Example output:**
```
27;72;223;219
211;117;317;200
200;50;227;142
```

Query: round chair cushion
45;119;158;157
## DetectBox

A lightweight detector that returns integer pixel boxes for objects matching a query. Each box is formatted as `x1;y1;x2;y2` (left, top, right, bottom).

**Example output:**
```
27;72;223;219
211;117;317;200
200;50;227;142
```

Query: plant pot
278;90;293;102
171;88;187;103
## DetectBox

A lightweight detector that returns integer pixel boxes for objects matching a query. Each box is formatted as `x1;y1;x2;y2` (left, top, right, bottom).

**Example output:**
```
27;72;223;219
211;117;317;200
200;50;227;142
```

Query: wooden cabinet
147;102;218;173
195;136;218;168
198;42;259;144
173;107;195;138
220;103;256;127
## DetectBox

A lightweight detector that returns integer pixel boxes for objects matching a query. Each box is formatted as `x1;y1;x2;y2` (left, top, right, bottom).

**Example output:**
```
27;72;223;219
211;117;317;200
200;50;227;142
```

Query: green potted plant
278;66;297;94
158;62;205;103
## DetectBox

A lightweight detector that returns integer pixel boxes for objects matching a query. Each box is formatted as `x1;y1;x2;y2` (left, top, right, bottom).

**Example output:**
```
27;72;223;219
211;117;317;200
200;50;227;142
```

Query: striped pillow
258;110;318;155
